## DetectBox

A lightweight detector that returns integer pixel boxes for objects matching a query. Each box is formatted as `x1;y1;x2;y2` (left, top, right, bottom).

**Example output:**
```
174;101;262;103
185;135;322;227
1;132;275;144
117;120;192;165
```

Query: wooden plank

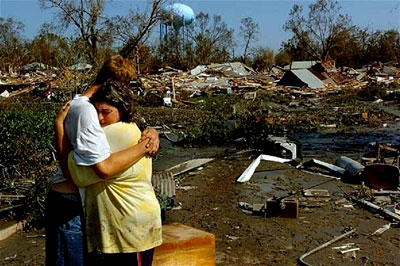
0;194;26;200
303;189;330;198
164;158;214;176
0;204;24;214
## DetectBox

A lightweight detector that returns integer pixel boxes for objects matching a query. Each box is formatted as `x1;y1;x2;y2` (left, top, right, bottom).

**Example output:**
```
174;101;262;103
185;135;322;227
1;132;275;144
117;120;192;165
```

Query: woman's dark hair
91;79;137;123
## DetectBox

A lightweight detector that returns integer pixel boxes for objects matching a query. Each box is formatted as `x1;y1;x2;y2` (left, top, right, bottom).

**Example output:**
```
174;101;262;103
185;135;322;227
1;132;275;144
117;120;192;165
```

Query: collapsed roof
190;62;255;77
278;69;325;89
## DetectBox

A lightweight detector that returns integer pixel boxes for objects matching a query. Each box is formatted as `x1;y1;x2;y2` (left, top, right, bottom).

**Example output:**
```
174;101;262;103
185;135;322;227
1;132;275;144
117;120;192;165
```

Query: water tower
160;3;194;43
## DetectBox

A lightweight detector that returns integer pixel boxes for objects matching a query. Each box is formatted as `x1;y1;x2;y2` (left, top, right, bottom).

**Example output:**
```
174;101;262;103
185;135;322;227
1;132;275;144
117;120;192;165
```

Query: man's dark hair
93;55;135;86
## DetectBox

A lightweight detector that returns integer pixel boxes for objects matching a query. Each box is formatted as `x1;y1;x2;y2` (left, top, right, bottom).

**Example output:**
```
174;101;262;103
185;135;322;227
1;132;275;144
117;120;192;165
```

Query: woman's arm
69;137;153;185
139;128;160;156
93;138;151;179
54;102;72;179
56;101;155;180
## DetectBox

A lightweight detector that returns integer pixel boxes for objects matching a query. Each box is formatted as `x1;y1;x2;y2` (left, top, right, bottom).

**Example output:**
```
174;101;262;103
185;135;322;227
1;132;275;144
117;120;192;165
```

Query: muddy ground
1;137;400;266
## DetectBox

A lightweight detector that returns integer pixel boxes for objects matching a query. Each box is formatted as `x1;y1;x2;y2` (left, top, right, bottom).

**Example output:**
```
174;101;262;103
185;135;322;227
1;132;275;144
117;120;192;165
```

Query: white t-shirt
65;95;111;165
50;95;111;186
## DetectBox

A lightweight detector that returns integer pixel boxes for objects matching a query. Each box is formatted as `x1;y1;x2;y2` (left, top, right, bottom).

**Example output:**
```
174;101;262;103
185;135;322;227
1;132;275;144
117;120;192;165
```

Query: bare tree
239;17;259;60
118;0;166;58
39;0;112;64
0;17;28;71
40;0;165;65
189;12;234;65
252;47;274;71
283;0;351;61
155;12;234;68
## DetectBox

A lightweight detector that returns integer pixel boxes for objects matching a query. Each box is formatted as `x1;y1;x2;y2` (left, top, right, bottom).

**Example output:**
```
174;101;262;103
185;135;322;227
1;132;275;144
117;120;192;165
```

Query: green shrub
358;82;387;101
0;103;57;228
137;93;278;148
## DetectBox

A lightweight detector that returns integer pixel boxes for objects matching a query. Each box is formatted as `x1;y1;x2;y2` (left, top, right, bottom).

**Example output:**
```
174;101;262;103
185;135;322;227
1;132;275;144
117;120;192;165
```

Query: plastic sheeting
236;154;292;183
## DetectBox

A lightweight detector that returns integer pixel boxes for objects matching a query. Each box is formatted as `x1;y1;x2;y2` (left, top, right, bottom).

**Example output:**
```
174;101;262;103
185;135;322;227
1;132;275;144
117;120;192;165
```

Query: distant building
279;61;337;89
278;69;325;89
283;61;320;70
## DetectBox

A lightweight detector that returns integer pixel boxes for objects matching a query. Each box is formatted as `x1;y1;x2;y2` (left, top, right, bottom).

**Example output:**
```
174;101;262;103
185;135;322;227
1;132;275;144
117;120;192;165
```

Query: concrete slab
0;220;25;241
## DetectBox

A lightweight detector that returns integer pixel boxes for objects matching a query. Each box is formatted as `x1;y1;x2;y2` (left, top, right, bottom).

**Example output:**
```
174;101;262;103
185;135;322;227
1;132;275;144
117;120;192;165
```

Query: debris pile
1;60;399;103
234;138;400;264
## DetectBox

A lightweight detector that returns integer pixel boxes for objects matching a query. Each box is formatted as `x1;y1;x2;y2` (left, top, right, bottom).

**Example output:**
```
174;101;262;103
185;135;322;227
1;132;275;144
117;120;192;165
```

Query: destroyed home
278;61;337;89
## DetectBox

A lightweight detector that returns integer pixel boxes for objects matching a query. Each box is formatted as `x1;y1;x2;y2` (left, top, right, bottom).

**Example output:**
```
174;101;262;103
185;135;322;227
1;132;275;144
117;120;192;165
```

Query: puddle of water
238;166;346;204
292;126;400;157
251;170;288;197
238;169;304;201
153;138;229;172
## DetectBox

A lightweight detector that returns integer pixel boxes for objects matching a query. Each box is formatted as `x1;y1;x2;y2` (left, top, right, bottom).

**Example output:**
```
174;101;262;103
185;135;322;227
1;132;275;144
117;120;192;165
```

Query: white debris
372;223;391;235
236;154;292;183
0;90;10;97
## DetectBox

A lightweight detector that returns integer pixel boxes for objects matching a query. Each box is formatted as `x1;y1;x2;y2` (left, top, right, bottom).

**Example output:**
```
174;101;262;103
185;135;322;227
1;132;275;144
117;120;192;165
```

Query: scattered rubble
2;60;400;141
2;60;400;264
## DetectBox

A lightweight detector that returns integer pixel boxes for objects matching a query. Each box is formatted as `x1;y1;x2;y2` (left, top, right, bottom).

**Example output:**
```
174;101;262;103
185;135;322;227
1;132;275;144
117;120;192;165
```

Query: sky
0;0;399;52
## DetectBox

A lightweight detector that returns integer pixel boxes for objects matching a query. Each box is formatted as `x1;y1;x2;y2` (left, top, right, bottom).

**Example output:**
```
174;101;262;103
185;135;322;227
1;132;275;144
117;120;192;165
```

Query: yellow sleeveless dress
68;122;162;253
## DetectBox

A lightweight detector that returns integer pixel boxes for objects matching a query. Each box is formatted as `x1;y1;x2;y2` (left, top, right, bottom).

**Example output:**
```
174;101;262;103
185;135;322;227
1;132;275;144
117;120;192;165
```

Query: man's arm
92;138;151;179
54;102;72;179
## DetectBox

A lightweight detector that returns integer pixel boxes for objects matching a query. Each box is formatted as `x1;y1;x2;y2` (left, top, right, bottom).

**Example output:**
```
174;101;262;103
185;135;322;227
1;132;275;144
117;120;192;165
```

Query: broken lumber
350;197;400;222
164;158;214;177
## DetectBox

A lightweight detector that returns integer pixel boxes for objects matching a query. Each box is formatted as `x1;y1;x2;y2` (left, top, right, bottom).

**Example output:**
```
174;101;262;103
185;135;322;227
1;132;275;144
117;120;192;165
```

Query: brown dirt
166;157;400;265
1;151;400;265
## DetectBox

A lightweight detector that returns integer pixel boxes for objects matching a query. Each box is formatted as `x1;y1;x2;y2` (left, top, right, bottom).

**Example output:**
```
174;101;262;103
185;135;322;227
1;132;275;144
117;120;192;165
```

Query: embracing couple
46;55;162;266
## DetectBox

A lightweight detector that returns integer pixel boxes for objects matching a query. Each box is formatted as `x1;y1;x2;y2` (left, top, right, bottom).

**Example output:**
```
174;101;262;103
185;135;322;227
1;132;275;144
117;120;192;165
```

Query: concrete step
0;220;25;241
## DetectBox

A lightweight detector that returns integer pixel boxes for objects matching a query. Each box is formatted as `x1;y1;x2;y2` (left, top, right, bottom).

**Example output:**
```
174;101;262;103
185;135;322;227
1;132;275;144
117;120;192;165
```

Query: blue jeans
45;190;85;266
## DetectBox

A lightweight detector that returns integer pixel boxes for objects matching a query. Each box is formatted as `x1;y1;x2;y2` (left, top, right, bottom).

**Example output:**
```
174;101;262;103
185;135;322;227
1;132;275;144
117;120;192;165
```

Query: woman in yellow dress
67;79;162;265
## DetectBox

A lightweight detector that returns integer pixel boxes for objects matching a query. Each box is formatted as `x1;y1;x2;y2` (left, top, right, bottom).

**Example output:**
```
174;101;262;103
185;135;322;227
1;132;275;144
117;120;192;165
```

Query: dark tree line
282;0;400;68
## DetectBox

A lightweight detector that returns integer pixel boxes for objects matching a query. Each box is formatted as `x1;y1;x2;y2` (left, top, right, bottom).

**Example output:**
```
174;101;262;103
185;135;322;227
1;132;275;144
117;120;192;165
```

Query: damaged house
278;61;337;89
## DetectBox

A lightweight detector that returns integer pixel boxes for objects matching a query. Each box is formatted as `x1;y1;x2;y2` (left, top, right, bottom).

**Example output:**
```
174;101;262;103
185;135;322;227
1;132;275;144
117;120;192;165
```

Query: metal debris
371;223;391;235
298;229;356;266
298;159;346;177
236;154;292;183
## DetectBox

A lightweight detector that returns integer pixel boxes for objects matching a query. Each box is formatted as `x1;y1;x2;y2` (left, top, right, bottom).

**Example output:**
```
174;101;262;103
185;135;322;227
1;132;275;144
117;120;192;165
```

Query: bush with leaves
138;93;281;148
358;82;387;101
0;102;57;228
